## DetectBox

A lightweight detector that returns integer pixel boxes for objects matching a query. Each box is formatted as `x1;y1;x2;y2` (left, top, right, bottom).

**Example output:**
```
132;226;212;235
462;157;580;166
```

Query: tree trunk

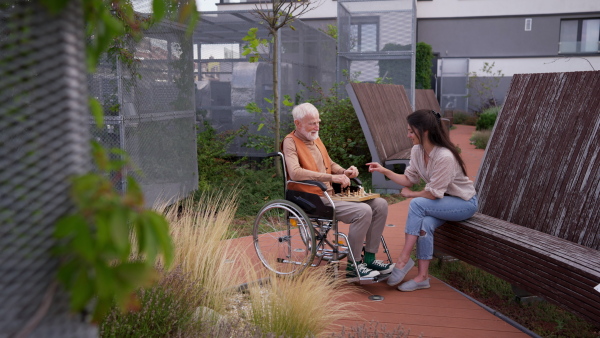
272;28;282;175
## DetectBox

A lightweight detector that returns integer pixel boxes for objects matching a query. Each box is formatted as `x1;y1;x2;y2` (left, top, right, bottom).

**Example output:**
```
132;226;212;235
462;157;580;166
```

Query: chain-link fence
0;1;96;336
193;11;337;157
338;0;416;106
88;17;199;208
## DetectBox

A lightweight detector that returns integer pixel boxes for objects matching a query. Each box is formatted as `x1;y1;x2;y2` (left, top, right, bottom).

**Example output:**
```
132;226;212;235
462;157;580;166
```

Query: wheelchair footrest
346;272;391;285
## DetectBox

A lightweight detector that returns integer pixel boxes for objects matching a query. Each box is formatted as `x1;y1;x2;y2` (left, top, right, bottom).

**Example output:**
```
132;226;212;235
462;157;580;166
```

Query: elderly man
282;102;394;278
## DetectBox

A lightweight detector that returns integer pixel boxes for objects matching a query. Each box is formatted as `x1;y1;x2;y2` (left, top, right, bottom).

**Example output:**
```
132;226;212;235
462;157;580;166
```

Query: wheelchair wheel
253;199;316;276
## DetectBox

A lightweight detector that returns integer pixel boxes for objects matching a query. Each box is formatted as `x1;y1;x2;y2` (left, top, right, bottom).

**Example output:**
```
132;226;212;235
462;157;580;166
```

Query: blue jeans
405;195;478;260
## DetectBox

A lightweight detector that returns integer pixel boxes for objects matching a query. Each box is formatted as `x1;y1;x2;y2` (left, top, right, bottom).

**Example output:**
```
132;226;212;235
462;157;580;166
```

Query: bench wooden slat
348;83;413;163
437;215;600;323
415;89;441;112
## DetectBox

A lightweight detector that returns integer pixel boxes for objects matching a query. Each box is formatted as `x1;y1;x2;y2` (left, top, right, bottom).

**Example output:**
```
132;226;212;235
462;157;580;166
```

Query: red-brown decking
231;125;528;337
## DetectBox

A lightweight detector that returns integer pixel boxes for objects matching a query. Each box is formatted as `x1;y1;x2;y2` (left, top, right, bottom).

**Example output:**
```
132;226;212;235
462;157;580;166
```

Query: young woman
366;109;478;291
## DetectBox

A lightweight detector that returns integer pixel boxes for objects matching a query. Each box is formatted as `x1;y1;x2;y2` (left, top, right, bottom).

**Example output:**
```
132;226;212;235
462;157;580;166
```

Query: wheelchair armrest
351;177;362;186
288;195;317;214
289;180;327;191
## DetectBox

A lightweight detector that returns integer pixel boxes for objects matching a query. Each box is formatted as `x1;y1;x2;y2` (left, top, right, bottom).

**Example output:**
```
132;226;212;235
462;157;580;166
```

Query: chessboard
331;187;380;202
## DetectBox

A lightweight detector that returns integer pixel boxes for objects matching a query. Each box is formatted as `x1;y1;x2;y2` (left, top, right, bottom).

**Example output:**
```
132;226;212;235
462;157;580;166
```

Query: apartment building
210;0;600;112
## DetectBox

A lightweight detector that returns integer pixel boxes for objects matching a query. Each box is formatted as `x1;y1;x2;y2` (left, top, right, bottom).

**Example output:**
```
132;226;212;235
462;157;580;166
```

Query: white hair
292;102;319;121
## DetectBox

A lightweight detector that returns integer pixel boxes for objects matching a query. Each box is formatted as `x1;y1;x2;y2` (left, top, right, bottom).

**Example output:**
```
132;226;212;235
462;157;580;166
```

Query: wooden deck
232;125;529;337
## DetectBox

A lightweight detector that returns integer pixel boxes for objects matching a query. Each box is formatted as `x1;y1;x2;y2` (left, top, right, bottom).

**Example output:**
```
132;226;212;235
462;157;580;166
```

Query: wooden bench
346;83;413;193
415;88;451;129
415;89;441;112
435;70;600;325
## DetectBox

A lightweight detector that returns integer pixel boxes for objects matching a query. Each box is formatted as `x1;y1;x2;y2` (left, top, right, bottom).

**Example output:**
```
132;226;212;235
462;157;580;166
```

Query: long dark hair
407;109;467;176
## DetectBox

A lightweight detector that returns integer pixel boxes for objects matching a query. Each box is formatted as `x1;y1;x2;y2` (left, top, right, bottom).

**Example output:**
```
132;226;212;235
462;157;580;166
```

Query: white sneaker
346;262;380;278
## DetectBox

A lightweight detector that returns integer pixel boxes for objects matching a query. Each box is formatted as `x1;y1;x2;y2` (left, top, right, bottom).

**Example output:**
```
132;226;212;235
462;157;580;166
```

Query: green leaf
257;123;265;131
245;102;262;114
70;269;93;311
54;214;86;238
89;97;104;128
145;211;173;266
137;213;159;263
109;207;130;257
39;0;70;14
283;96;294;107
72;225;95;262
152;0;167;23
115;262;156;290
264;97;273;104
124;176;144;206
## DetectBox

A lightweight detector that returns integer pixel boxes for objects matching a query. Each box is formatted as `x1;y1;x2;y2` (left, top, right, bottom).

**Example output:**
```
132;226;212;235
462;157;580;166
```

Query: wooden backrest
476;71;600;250
346;83;414;162
415;89;441;112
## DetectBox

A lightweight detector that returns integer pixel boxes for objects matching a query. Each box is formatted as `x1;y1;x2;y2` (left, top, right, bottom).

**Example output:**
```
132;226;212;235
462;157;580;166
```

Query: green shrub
300;82;371;170
476;106;500;131
197;121;245;190
100;268;200;337
416;42;433;89
452;111;477;126
470;129;492;149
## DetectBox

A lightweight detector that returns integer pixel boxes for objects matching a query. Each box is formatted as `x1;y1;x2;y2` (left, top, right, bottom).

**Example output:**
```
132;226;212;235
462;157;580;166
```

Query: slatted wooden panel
476;71;600;249
415;89;441;112
437;214;600;325
349;83;414;162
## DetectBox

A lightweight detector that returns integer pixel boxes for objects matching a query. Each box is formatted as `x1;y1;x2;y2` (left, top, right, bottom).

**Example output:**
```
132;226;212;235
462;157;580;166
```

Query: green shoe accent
346;260;362;271
363;252;376;265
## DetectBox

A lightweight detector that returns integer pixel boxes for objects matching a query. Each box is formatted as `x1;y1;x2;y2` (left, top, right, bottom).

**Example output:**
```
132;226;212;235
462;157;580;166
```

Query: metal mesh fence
193;11;337;157
338;0;416;106
439;58;470;114
0;1;96;336
88;18;198;208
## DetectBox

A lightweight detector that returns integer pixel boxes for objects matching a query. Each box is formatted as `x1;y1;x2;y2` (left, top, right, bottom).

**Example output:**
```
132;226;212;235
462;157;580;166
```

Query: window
524;18;532;31
559;18;600;54
350;17;379;52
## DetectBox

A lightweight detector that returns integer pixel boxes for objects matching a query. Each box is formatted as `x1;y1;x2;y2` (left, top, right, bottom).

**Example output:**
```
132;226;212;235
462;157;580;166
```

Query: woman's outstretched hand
366;162;384;173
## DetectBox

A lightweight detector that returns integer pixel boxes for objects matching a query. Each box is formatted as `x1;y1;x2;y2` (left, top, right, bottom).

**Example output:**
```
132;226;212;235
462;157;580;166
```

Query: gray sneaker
386;259;415;286
398;278;431;292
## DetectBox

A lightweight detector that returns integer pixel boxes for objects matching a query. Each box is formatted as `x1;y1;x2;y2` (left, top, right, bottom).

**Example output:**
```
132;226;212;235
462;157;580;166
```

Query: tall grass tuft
470;129;492;149
243;266;361;337
157;190;245;315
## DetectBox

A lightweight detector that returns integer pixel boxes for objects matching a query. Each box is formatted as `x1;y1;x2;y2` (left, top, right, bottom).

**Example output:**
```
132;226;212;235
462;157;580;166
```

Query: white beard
298;129;319;141
306;131;319;141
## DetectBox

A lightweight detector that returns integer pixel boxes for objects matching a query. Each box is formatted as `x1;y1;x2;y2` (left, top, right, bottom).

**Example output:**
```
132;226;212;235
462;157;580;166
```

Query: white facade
417;0;600;18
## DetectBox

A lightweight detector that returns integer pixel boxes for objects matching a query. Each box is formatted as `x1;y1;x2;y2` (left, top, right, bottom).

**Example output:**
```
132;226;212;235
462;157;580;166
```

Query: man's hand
332;174;351;188
344;165;359;178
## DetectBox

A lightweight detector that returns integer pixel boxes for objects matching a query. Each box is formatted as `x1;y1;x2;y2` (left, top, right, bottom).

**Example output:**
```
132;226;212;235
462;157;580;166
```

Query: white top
404;145;476;201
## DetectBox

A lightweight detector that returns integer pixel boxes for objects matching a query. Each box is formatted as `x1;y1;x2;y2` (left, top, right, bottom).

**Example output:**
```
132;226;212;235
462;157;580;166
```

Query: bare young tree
243;0;323;155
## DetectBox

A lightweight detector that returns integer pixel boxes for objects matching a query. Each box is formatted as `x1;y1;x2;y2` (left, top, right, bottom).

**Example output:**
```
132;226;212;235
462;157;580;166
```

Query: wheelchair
253;152;393;284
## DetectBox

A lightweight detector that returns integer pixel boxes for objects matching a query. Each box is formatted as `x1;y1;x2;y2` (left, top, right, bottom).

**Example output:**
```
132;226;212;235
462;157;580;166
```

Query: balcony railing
558;41;600;54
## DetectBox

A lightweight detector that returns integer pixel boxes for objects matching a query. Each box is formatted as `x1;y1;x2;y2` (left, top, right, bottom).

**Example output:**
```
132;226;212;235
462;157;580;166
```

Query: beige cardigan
404;145;476;200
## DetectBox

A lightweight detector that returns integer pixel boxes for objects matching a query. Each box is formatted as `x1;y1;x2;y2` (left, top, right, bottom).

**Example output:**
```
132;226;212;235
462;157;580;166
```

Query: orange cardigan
284;131;332;196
